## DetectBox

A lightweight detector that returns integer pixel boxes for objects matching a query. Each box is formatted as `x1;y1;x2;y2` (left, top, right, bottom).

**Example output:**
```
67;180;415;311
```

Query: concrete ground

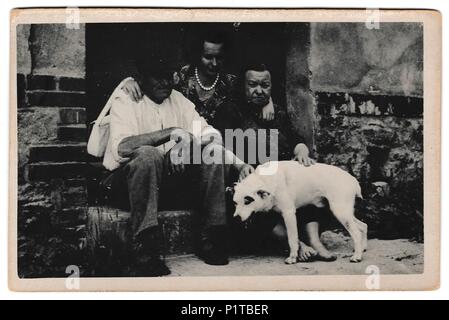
165;231;423;276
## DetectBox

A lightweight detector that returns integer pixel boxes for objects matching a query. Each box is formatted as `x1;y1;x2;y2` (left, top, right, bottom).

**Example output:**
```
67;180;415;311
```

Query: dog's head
232;174;275;222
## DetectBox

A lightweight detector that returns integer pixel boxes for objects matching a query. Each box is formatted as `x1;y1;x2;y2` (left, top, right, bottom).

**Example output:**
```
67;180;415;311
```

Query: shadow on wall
310;22;423;96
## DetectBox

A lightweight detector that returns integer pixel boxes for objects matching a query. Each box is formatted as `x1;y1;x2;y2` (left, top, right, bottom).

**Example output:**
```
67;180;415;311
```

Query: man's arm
109;93;187;163
179;96;253;177
117;127;177;158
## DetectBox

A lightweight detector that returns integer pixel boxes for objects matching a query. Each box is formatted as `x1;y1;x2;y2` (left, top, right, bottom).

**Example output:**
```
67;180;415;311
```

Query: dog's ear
257;189;270;199
226;186;235;194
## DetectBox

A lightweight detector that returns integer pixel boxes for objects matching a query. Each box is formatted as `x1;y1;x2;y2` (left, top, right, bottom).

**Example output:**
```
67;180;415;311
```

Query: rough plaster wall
17;24;32;75
29;24;86;78
285;23;315;149
309;23;423;97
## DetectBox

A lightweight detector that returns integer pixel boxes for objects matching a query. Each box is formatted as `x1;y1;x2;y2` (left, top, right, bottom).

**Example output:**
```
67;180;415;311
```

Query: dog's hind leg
328;199;364;263
354;218;368;251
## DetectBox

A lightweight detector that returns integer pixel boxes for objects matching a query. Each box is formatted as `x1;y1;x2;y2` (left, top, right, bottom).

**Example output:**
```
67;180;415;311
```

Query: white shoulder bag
87;78;132;157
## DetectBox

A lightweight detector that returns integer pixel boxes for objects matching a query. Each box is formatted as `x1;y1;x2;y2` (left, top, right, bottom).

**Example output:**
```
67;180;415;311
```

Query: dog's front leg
282;209;300;264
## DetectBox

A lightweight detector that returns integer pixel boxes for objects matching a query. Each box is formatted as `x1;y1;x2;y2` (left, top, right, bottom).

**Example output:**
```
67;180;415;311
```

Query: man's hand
166;138;189;176
293;143;316;167
260;100;275;121
165;149;185;176
166;128;195;176
121;78;143;102
235;163;255;181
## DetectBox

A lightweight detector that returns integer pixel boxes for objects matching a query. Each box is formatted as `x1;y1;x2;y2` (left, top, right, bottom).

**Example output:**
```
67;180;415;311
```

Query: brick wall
17;73;90;277
17;73;89;277
17;24;89;278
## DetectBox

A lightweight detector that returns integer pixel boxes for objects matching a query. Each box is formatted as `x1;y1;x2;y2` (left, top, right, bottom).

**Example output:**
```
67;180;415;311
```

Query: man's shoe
198;248;229;265
197;226;230;265
134;227;171;276
134;257;171;277
197;239;229;265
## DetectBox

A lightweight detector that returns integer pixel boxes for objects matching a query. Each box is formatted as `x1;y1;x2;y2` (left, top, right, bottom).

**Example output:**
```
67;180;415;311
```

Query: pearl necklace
195;67;219;91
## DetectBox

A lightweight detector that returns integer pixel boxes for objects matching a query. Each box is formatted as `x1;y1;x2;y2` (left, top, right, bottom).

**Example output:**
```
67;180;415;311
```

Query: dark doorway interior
85;22;288;123
85;22;295;205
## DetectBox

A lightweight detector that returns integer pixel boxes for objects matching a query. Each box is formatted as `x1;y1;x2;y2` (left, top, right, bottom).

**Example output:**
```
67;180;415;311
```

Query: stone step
86;206;195;276
29;143;87;163
87;206;195;255
51;207;87;228
57;124;87;142
28;162;87;181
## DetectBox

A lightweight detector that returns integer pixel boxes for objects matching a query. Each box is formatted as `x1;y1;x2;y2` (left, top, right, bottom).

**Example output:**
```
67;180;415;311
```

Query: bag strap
93;77;135;124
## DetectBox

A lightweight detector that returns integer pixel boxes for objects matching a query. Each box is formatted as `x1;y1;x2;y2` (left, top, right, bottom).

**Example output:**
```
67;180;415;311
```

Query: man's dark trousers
109;144;228;239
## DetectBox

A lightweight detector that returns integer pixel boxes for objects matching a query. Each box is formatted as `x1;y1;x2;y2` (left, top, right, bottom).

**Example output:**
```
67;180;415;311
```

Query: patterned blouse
175;64;237;126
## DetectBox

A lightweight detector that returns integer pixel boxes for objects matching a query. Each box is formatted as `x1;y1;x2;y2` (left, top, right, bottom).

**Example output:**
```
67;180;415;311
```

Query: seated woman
215;62;337;262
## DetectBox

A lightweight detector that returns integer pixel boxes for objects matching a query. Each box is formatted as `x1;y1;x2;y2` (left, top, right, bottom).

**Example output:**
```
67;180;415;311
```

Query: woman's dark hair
188;27;229;66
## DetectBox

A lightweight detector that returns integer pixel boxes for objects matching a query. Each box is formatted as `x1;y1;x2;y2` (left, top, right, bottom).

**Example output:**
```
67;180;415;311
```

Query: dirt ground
166;231;423;276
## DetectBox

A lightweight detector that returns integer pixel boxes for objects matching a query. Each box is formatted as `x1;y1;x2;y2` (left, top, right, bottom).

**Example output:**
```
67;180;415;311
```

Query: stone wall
309;23;423;240
17;24;88;277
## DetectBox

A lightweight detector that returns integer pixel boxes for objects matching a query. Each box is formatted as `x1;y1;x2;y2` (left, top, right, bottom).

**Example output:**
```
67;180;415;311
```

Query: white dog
232;161;367;264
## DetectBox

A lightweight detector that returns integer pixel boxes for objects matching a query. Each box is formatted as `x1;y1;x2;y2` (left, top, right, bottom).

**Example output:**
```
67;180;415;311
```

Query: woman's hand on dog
293;143;316;167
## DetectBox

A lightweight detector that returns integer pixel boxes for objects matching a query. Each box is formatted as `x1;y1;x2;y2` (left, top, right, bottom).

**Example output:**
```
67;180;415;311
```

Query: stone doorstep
86;206;195;256
29;143;87;163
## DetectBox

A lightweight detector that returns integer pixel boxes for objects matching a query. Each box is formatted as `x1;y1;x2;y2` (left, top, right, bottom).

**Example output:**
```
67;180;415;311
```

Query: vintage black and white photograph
10;8;440;291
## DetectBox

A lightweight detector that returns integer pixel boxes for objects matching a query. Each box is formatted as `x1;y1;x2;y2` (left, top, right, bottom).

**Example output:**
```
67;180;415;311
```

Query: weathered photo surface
10;8;440;291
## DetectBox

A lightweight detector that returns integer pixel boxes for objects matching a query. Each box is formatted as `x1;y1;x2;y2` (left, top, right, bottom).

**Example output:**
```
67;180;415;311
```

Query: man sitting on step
102;53;253;276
